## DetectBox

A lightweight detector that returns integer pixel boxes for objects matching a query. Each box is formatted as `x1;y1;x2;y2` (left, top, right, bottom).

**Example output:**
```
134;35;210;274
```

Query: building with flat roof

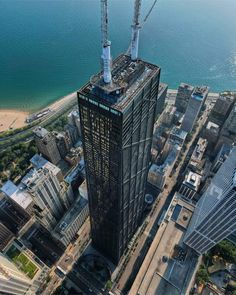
30;154;63;182
0;222;14;251
169;126;187;146
1;164;74;230
182;86;209;133
53;195;89;247
78;54;160;263
129;193;197;295
0;193;32;240
54;131;72;158
202;121;219;150
33;126;61;165
210;94;234;126
224;102;236;134
175;83;194;113
3;239;49;293
67;110;81;138
0;253;35;295
179;171;202;201
188;137;208;173
1;181;33;212
148;143;181;190
161;105;176;126
184;147;236;255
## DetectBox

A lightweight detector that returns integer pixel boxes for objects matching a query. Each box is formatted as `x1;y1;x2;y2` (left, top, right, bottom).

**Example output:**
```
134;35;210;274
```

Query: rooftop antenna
101;0;112;84
131;0;142;61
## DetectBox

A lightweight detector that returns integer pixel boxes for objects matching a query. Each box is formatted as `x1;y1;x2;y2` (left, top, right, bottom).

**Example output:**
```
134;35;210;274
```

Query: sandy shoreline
0;110;29;133
0;91;77;133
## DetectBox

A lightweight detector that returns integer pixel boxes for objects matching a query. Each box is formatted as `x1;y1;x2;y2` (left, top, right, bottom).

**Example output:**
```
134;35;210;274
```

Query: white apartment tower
184;147;236;254
0;254;35;295
20;167;74;229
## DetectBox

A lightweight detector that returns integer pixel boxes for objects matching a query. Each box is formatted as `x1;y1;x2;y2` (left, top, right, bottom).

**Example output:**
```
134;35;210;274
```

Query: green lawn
6;246;38;279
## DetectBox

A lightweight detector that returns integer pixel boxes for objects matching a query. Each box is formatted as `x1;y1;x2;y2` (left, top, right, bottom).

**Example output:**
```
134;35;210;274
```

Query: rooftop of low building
129;193;197;295
54;196;88;233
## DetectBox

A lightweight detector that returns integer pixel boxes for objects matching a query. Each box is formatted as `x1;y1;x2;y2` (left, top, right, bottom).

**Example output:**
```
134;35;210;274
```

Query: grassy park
6;246;38;279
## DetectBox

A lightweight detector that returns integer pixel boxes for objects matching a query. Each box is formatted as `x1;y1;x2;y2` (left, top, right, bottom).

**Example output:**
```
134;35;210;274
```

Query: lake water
0;0;236;111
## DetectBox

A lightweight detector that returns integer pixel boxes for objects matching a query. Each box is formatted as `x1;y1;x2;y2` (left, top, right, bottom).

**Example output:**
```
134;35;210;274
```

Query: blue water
0;0;236;111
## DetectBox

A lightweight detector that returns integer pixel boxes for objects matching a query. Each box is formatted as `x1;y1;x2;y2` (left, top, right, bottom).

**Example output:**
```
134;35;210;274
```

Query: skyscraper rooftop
80;54;160;111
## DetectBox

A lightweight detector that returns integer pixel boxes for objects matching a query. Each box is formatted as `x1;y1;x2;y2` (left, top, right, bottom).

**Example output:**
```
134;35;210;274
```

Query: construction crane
128;0;158;58
101;0;112;84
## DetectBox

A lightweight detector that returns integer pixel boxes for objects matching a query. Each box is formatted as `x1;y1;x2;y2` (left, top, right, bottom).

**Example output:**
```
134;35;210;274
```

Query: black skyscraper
78;54;160;263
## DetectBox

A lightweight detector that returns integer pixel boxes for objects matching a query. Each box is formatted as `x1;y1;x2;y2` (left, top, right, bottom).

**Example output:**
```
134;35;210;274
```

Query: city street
41;220;90;295
112;95;213;294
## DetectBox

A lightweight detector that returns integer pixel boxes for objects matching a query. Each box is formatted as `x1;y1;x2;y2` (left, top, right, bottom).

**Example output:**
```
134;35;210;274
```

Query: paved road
41;221;90;295
0;94;77;148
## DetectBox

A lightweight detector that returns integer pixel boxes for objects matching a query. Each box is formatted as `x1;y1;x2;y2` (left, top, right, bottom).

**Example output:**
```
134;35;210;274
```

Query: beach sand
0;110;29;133
0;91;77;133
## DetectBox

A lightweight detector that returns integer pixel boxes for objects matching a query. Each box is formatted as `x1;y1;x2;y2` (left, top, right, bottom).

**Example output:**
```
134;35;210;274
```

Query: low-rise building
129;193;197;295
188;138;208;173
148;144;181;190
169;126;187;146
53;195;89;247
179;171;202;201
65;147;83;166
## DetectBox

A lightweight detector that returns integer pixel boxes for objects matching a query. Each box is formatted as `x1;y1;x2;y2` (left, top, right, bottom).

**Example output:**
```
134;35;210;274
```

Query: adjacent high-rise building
184;147;236;254
175;83;194;113
155;82;168;120
1;160;74;230
209;94;234;127
34;126;61;165
54;131;72;158
224;102;236;134
211;143;231;173
0;253;35;295
181;86;209;133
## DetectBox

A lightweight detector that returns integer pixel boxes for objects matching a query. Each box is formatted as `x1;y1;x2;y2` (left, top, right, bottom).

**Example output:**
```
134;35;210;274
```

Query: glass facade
184;147;236;254
78;54;160;263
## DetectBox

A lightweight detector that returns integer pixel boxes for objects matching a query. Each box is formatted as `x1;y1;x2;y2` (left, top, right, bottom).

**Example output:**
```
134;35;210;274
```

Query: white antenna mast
101;0;112;84
131;0;142;61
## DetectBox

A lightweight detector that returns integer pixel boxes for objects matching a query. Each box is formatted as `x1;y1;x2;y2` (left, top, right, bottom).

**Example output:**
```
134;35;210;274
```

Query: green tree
196;266;209;285
212;240;236;263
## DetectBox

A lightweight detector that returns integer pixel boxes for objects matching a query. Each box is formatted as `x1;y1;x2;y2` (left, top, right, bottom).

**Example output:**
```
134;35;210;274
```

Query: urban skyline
0;0;236;295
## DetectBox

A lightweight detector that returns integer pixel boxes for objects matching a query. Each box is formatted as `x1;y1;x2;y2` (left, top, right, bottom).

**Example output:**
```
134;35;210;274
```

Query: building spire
101;0;112;83
131;0;142;61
